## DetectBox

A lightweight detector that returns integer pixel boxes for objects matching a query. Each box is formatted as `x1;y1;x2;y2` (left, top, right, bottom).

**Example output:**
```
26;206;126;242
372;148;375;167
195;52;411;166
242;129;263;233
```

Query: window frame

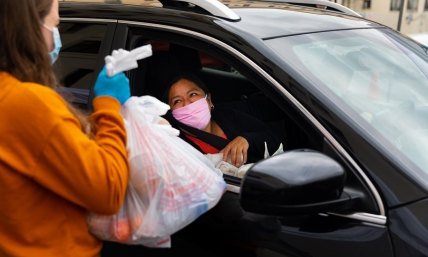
55;19;117;110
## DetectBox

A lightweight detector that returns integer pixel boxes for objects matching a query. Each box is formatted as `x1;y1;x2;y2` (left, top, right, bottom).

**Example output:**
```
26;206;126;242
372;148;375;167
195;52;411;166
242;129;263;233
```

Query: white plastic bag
206;143;284;178
88;96;226;247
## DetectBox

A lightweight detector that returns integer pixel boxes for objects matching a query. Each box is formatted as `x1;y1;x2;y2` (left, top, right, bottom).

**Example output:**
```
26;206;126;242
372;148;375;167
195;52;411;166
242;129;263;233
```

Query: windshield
266;28;428;184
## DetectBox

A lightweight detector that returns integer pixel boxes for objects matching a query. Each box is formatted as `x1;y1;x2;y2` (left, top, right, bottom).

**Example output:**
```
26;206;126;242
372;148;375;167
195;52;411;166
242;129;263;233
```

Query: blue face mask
44;25;62;64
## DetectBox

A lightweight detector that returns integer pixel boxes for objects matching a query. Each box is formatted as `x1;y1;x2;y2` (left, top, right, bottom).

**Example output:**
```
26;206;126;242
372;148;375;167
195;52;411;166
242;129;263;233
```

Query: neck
202;121;213;133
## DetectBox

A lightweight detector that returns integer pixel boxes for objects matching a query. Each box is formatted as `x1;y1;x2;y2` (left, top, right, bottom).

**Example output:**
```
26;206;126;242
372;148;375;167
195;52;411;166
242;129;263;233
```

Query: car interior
127;36;318;158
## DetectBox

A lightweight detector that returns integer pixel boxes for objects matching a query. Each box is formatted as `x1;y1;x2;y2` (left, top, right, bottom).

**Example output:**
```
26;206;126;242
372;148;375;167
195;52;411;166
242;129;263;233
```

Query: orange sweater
0;72;129;257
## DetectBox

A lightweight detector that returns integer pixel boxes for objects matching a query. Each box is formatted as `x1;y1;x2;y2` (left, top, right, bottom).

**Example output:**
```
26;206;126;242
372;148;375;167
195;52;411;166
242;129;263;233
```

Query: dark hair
163;72;210;103
0;0;56;86
0;0;93;135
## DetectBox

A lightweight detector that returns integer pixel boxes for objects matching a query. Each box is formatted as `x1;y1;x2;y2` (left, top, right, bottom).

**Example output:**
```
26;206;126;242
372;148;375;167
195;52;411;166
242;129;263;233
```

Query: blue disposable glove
94;67;130;104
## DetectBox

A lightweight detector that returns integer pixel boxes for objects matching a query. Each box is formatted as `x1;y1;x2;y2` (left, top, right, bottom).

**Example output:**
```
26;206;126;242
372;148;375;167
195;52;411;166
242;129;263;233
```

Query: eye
189;91;204;99
172;99;182;106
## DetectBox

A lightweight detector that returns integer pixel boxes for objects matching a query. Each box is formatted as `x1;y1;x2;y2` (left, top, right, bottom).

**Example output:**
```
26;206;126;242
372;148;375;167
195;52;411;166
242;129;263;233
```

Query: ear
207;94;214;110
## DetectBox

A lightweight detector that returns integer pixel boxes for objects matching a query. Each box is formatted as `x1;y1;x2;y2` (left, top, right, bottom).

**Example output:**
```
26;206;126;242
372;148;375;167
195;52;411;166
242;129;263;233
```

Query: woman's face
41;0;59;52
168;78;212;110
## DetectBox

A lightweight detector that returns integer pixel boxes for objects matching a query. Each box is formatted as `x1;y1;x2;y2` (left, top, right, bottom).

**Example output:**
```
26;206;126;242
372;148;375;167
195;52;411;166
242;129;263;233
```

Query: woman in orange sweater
0;0;130;256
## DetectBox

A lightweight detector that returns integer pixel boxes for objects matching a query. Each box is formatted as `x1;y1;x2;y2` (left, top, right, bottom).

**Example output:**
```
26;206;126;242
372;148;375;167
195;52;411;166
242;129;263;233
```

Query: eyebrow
187;88;201;94
171;88;199;99
170;87;203;102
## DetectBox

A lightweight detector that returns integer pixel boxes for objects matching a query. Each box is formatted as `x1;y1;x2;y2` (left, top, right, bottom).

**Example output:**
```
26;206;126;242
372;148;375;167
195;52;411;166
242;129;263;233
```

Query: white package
105;44;153;77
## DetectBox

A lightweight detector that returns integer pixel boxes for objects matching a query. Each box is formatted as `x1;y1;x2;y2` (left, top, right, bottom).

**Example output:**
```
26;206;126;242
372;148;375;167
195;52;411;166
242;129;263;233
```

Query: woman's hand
221;136;249;167
94;67;130;105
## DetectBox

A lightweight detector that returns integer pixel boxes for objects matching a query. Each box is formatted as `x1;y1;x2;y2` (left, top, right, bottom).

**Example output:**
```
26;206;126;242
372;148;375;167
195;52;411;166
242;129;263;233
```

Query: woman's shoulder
1;73;73;120
23;83;66;104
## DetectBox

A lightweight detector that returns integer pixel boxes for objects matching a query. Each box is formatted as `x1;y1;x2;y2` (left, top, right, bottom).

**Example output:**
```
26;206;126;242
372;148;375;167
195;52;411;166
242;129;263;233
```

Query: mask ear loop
42;23;53;32
205;94;214;110
41;23;54;49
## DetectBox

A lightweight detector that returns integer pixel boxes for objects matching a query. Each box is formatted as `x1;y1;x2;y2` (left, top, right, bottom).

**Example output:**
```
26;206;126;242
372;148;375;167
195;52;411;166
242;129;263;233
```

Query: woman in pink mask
165;73;280;167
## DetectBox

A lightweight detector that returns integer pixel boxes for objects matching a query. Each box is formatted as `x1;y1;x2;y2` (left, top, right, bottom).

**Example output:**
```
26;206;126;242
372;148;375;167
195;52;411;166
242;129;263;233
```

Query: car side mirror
240;149;359;215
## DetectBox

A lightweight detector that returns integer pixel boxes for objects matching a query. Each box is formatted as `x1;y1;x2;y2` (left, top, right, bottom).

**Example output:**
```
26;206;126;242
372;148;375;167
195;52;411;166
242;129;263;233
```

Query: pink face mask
172;95;211;130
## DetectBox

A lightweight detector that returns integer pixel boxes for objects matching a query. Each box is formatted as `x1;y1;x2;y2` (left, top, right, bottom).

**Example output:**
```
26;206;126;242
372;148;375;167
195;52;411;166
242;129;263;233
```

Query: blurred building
334;0;428;34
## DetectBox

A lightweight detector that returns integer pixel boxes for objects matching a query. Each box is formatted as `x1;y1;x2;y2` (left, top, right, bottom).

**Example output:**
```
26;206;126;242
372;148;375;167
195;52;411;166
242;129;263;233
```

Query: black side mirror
240;149;359;215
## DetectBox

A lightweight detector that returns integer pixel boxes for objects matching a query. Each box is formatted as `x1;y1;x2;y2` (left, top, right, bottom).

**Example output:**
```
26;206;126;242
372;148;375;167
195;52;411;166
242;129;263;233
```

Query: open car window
123;25;379;213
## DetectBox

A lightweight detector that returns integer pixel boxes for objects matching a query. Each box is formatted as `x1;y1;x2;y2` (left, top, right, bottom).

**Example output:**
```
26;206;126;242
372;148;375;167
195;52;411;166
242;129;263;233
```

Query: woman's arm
31;94;129;215
216;108;282;164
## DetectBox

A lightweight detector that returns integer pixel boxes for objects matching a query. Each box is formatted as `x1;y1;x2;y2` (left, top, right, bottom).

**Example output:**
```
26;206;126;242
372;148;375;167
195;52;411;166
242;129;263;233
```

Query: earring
211;105;214;110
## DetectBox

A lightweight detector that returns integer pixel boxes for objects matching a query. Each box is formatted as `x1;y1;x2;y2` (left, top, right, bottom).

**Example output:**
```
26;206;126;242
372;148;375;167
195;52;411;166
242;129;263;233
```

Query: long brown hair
0;0;55;86
0;0;92;134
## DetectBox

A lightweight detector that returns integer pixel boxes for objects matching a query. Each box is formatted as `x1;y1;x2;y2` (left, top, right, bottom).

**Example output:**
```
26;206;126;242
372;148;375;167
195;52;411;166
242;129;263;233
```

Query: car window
54;22;111;110
114;24;379;213
128;37;301;166
266;28;428;185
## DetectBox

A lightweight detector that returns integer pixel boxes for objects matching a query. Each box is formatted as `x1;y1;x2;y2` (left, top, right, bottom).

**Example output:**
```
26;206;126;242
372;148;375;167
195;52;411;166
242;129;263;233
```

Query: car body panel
389;198;428;256
274;216;393;257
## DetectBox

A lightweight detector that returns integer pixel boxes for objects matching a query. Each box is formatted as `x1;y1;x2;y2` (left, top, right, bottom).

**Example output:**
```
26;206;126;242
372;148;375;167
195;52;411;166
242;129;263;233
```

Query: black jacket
165;107;281;163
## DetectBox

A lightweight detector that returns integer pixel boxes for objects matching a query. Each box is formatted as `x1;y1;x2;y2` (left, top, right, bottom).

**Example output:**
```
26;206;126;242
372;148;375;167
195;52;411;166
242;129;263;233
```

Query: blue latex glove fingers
94;67;130;104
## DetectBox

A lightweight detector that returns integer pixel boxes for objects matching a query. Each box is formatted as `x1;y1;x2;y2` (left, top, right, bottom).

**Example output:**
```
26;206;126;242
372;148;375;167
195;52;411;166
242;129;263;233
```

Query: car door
54;19;117;111
96;21;394;257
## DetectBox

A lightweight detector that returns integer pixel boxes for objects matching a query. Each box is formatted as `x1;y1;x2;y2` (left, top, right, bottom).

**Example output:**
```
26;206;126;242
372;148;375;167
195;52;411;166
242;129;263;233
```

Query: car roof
59;0;382;39
257;0;361;16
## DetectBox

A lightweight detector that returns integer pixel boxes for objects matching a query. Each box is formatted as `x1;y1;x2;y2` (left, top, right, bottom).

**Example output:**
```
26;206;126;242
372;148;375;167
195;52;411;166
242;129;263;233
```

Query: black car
57;1;428;256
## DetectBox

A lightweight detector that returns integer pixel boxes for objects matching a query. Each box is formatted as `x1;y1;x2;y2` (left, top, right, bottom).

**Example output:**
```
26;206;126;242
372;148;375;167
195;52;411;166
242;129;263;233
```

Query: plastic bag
88;96;226;247
206;143;284;178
